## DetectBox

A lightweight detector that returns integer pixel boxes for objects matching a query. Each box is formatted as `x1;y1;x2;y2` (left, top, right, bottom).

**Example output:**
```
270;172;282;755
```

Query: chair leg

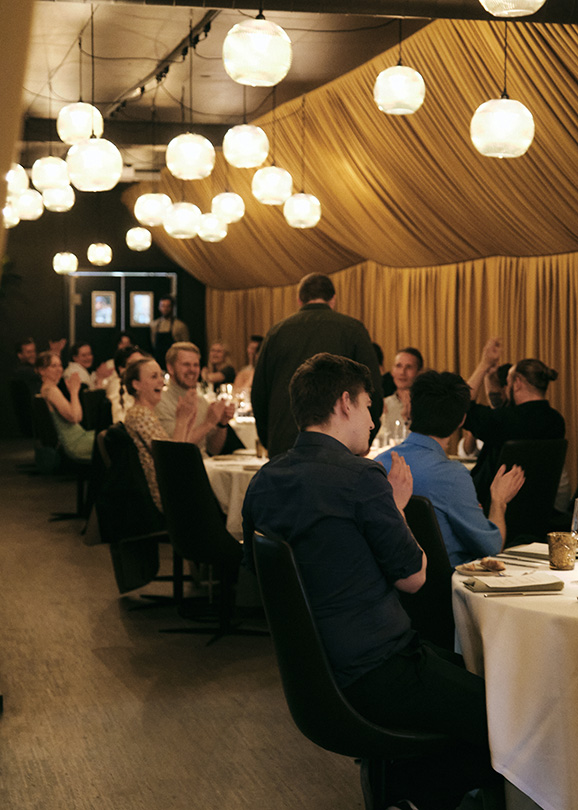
131;551;195;610
160;564;269;644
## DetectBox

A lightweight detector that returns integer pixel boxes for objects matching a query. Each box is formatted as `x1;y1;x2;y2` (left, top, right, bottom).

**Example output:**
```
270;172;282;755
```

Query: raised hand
387;451;413;512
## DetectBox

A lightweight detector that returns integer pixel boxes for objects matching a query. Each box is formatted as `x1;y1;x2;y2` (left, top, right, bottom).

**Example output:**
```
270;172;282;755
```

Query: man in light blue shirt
375;370;525;567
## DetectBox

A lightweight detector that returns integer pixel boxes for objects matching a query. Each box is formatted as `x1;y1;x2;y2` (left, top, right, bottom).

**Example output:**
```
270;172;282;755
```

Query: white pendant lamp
53;252;78;274
31;156;70;191
163;202;202;239
478;0;546;17
43;185;75;212
197;213;228;242
15;189;44;220
223;16;292;87
252;166;292;205
471;97;534;157
126;227;152;251
134;193;172;227
66;138;123;192
57;102;104;144
6;163;29;196
166;133;215;180
283;193;322;229
471;24;534;158
374;65;426;115
87;242;112;266
223;124;269;168
211;192;245;224
2;201;20;229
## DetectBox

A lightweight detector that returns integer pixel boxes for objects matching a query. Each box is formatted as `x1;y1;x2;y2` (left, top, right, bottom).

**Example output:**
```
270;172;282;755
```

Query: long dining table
453;557;578;810
204;452;267;540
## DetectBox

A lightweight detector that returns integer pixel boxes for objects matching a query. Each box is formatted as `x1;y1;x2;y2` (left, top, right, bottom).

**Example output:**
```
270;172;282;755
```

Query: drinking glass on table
217;383;233;405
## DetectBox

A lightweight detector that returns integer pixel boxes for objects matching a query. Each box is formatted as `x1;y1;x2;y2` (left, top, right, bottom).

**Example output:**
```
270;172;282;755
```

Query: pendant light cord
501;22;509;99
300;96;306;193
397;18;403;67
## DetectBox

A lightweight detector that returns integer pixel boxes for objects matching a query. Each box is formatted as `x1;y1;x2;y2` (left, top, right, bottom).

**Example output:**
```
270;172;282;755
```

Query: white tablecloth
204;455;266;540
453;564;578;810
229;417;258;451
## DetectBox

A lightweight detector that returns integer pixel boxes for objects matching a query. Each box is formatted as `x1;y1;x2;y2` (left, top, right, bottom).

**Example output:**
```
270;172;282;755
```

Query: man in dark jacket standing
251;273;383;458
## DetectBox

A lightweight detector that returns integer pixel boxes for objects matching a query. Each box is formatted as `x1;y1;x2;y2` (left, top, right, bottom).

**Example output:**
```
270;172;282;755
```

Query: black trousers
342;640;504;810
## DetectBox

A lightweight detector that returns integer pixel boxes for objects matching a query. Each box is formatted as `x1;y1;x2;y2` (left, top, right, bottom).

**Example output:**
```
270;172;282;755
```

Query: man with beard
155;342;234;456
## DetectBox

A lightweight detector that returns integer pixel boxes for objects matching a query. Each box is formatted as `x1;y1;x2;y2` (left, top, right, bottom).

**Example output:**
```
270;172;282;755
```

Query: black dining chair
402;495;455;651
252;531;451;810
31;394;91;519
497;439;568;545
95;422;184;600
152;439;268;644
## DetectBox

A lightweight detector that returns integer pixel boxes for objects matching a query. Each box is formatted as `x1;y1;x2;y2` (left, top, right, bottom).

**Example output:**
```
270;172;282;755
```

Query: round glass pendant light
211;192;245;224
197;213;228;242
374;65;426;115
57;102;104;145
223;17;292;87
6;163;29;196
163;202;202;239
31;156;69;191
43;185;75;212
134;193;172;227
87;242;112;266
66;138;123;192
283;193;322;229
478;0;546;17
222;124;269;168
53;252;78;274
126;226;152;251
166;133;215;180
470;98;535;158
252;166;292;205
15;189;44;220
2;201;20;229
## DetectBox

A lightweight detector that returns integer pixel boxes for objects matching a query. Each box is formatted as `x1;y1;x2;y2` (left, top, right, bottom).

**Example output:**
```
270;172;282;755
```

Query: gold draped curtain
122;17;578;489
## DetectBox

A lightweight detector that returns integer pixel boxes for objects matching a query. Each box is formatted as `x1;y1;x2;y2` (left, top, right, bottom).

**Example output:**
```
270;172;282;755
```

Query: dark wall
0;182;205;437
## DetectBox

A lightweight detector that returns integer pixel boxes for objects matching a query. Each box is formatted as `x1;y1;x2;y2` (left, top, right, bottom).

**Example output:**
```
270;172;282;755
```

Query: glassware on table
571;498;578;533
547;531;577;570
217;383;233;405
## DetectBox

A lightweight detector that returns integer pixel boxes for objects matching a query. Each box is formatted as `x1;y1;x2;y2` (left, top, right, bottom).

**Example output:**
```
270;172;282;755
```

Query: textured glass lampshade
252;166;293;205
211;192;245;224
166;133;216;180
163;202;202;238
222;124;269;168
374;65;426;115
57;102;104;144
471;98;535;158
283;193;322;228
53;252;78;274
197;213;228;242
134;193;172;226
6;163;29;195
15;189;44;220
126;226;152;251
31;156;70;191
478;0;546;17
43;185;75;212
223;18;292;87
66;138;123;192
2;201;20;229
87;242;112;266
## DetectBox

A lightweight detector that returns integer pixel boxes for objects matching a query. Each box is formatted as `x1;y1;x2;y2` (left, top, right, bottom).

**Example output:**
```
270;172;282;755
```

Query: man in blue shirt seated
376;370;525;568
243;353;504;810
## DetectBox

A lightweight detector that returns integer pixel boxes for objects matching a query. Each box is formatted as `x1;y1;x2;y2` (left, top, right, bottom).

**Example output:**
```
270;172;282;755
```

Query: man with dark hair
150;294;189;368
243;353;504;810
12;338;41;395
376;370;524;566
465;338;564;511
383;347;424;440
251;273;383;458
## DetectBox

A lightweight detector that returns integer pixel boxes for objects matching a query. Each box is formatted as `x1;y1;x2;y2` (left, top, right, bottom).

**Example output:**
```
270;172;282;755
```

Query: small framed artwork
130;291;154;327
91;291;116;327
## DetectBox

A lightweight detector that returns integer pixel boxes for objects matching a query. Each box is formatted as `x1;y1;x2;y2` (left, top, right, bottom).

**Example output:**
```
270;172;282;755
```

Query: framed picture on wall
130;291;154;327
91;291;116;327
